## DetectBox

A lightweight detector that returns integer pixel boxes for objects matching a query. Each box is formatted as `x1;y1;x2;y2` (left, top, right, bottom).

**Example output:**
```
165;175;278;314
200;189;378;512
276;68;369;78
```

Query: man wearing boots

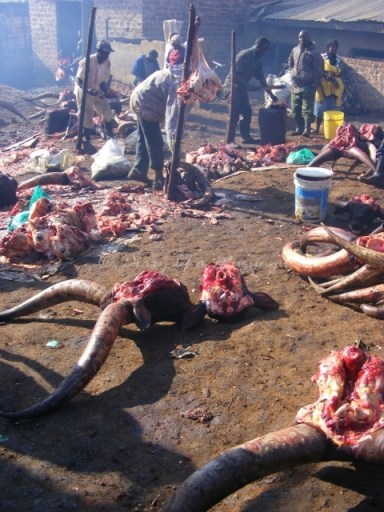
224;37;278;145
74;40;115;141
288;30;323;137
128;68;181;190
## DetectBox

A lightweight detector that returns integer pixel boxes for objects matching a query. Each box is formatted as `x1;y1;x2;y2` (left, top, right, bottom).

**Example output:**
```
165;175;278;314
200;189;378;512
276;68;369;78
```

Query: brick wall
27;0;268;85
344;57;384;114
141;0;247;64
26;0;384;113
29;0;58;83
94;0;143;40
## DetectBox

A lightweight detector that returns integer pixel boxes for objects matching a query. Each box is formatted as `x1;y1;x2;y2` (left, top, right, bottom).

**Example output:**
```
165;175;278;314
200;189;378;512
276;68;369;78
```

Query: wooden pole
75;6;96;153
166;3;197;200
225;30;236;144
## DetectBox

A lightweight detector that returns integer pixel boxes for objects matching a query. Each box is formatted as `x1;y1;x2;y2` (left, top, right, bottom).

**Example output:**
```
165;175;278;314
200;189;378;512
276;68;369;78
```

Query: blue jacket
131;55;160;85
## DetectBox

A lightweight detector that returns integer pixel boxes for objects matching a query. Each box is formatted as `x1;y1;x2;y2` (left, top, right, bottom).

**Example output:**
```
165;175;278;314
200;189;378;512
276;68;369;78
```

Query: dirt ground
1;91;384;512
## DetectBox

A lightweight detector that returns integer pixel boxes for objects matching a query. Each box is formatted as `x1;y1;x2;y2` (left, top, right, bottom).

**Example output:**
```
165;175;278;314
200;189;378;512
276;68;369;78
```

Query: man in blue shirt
131;50;160;86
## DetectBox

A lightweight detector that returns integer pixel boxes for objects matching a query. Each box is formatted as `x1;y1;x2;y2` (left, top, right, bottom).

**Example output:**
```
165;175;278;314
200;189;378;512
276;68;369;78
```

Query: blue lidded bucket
294;167;333;223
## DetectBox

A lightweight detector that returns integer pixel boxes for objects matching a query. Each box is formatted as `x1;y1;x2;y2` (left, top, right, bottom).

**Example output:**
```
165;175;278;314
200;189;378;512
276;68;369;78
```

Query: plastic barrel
258;107;286;145
323;110;344;140
294;167;334;223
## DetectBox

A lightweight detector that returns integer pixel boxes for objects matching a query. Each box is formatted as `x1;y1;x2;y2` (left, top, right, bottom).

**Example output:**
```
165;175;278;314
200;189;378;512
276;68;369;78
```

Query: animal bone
0;264;278;418
162;345;384;511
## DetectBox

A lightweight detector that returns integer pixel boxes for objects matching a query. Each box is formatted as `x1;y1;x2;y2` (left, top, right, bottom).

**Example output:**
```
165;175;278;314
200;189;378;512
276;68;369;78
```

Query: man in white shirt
74;40;115;140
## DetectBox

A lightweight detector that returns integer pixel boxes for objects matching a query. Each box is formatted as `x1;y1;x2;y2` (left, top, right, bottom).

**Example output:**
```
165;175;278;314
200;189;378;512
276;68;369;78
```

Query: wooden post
166;3;197;200
225;31;236;144
75;6;96;153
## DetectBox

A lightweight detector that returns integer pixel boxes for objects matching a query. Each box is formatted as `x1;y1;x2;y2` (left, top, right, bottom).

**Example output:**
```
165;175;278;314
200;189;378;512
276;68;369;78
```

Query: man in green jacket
288;30;324;137
224;37;277;145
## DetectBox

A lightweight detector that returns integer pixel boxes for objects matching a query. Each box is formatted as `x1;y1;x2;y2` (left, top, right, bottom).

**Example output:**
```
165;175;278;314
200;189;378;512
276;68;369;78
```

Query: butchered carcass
0;227;34;261
50;224;91;259
2;197;98;262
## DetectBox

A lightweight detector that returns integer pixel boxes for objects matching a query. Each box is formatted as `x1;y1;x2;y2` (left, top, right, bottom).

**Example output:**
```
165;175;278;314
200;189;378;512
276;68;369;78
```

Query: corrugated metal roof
262;0;384;24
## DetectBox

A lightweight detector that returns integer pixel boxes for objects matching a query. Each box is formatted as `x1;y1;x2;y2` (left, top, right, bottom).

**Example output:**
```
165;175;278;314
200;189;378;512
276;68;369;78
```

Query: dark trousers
133;116;164;176
291;86;316;124
226;86;252;142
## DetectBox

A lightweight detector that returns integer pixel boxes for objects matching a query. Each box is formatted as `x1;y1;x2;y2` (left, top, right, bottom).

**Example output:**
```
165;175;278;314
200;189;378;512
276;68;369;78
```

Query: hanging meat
176;22;222;105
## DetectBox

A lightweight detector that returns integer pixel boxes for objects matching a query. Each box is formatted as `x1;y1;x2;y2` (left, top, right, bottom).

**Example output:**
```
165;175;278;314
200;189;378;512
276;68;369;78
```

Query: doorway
56;1;81;60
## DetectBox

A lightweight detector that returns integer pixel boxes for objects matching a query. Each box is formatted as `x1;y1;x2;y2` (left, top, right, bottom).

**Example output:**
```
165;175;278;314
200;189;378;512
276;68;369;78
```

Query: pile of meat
186;143;248;178
330;123;382;152
0;184;167;263
0;197;98;261
97;190;165;237
296;344;384;446
186;142;297;179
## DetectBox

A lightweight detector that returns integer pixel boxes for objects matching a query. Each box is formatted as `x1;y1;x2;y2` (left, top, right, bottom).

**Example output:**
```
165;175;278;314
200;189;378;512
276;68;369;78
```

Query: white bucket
294;167;333;223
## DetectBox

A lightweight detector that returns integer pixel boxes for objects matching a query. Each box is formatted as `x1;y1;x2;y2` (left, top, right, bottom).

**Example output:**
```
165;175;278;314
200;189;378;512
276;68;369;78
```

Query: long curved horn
0;280;107;322
282;242;357;278
300;226;356;252
321;224;384;269
360;303;384;319
17;172;71;191
307;146;341;168
0;302;129;419
311;265;384;296
0;100;27;120
162;424;336;512
327;283;384;304
343;147;376;172
22;92;61;102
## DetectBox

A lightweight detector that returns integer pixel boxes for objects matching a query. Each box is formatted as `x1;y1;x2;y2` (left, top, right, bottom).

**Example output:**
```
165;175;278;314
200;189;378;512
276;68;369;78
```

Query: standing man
74;40;115;140
128;68;180;190
131;50;160;86
288;30;323;137
224;37;278;145
166;34;186;67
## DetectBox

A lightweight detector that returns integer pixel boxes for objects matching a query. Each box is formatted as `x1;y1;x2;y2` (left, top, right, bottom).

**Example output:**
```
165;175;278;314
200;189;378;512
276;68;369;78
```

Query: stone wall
344;57;384;114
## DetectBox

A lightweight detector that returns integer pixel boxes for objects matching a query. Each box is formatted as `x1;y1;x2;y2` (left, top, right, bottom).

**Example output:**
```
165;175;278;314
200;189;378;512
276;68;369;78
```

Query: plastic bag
124;129;138;151
29;185;52;208
48;149;74;171
286;148;315;165
27;148;75;173
264;72;292;107
124;130;170;154
91;139;132;180
7;186;52;232
0;172;18;207
27;149;51;173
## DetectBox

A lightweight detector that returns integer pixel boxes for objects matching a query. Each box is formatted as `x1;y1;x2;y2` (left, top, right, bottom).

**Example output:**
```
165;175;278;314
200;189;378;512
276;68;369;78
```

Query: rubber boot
128;168;152;187
313;117;322;135
104;121;114;138
302;119;312;138
361;156;384;188
83;127;92;141
291;117;304;136
239;119;258;144
153;169;165;191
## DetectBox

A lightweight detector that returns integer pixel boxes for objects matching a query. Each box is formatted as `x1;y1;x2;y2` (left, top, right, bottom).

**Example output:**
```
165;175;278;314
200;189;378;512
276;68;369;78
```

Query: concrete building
1;0;384;113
